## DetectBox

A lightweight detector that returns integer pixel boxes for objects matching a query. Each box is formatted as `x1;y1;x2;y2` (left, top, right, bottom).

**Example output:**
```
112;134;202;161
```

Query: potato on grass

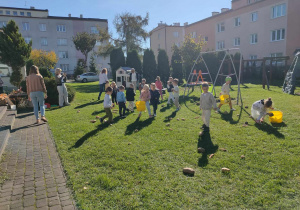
222;168;230;173
183;168;195;175
197;147;205;153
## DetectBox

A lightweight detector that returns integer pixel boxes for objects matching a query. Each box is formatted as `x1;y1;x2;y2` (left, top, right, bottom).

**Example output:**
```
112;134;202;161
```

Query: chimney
221;8;229;13
184;22;188;26
212;12;220;16
30;6;35;9
68;14;71;17
80;14;83;18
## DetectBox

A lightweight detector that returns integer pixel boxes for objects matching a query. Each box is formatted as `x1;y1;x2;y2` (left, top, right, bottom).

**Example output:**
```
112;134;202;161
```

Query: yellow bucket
220;95;230;105
135;101;146;111
269;111;283;123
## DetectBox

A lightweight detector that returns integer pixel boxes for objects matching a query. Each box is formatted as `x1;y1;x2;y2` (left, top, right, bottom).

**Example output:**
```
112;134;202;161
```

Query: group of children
99;77;180;124
100;76;275;133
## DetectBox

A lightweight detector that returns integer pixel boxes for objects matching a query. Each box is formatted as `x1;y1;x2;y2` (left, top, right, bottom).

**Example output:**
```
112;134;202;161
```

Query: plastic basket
269;111;283;123
220;95;230;105
135;101;146;111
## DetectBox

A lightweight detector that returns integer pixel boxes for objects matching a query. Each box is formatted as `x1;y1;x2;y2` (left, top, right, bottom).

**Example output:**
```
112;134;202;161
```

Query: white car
76;72;99;82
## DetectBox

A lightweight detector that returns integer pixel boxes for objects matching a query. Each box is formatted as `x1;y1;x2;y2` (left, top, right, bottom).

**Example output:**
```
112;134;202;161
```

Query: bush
39;67;53;78
20;77;76;105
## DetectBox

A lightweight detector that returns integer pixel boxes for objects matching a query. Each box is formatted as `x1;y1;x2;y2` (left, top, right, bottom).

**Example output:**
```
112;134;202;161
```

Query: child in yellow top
217;76;235;112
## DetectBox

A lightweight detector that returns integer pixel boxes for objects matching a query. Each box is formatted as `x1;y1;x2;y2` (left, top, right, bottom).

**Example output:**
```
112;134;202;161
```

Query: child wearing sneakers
100;87;114;124
116;85;127;118
138;84;151;118
172;78;180;111
150;83;160;117
200;82;217;132
111;81;118;104
217;76;235;112
126;83;136;112
167;77;175;105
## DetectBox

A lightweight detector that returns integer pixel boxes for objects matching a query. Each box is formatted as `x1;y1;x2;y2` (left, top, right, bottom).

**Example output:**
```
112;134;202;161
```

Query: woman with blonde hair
26;65;48;123
98;68;109;100
55;68;69;107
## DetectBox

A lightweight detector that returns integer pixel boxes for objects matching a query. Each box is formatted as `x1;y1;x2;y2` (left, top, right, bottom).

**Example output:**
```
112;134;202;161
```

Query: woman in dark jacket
126;83;136;112
150;83;160;117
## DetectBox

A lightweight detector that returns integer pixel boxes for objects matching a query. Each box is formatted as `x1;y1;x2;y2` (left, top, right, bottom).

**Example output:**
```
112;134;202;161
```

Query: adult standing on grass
55;68;70;108
26;65;48;124
98;68;109;100
130;68;138;93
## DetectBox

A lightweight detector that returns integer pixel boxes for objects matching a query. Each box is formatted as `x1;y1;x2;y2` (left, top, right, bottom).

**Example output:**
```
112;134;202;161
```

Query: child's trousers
202;109;211;127
128;101;134;111
118;102;126;116
168;92;175;104
103;108;113;122
174;96;180;108
152;101;158;115
140;101;151;116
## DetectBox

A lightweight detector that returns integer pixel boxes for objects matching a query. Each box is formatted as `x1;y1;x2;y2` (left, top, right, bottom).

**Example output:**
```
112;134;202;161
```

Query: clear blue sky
2;0;231;48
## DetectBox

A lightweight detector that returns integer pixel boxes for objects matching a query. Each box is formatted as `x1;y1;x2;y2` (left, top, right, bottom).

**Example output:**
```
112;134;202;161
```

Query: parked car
75;72;99;82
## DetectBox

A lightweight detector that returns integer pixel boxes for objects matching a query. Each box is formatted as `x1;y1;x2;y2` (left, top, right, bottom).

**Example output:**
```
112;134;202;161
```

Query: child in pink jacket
155;76;163;100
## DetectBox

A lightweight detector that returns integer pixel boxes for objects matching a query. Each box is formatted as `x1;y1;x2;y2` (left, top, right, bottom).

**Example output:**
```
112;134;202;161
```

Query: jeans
140;101;151;116
57;84;69;107
152;101;158;115
118;102;126;116
30;91;45;120
132;81;137;92
98;83;105;99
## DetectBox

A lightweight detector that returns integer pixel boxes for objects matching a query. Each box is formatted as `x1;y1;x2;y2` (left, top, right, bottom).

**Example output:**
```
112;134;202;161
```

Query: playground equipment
283;51;300;94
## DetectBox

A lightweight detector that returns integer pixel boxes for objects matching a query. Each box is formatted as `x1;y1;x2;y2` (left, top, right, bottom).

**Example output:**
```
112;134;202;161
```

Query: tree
73;32;96;69
126;50;142;74
142;49;156;82
89;55;97;73
0;20;31;87
30;49;58;70
157;50;170;83
74;59;85;79
171;45;183;82
110;48;125;80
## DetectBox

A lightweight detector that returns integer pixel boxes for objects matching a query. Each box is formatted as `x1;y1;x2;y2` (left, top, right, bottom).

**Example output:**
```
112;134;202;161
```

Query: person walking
98;68;109;100
0;75;3;94
130;68;138;93
55;68;70;108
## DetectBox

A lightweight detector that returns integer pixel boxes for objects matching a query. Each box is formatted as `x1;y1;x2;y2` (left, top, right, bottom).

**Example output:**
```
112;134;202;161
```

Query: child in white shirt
172;78;180;111
217;76;235;112
251;97;274;124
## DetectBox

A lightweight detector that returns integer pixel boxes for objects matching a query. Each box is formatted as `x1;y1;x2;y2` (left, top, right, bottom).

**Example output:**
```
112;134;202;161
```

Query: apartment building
150;0;300;63
0;6;109;75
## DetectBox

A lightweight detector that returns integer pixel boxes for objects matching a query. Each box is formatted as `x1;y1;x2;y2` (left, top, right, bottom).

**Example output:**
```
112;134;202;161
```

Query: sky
1;0;231;48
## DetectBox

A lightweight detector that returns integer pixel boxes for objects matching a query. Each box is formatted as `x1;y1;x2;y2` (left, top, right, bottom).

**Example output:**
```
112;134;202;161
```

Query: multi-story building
150;0;300;64
0;6;109;75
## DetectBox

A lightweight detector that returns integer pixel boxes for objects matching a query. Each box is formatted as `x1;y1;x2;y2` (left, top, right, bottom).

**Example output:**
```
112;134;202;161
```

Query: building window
234;17;241;27
175;42;180;47
91;26;99;34
248;0;251;4
217;23;225;32
158;33;160;39
251;12;258;22
13;11;18;16
27;12;31;17
57;25;66;32
39;23;46;32
250;34;258;44
217;41;225;50
191;32;197;38
271;29;285;41
58;51;68;59
24;37;32;44
205;36;208;42
0;10;3;15
234;37;240;46
0;21;7;28
60;64;69;71
270;53;283;58
250;55;257;60
41;38;48;46
6;11;10;15
57;38;67;46
173;32;179;38
20;11;24;16
272;4;286;19
22;22;30;31
158;44;160;49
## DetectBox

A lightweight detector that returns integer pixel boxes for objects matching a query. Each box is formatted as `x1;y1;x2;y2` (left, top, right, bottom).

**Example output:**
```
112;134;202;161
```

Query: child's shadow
92;110;105;115
198;132;219;167
163;111;177;122
160;105;172;112
254;122;285;138
220;107;242;124
125;117;154;135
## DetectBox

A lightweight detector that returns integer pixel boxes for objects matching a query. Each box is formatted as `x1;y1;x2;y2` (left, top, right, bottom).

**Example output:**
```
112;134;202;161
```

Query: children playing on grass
139;78;146;94
217;76;236;112
251;97;274;124
138;84;151;118
100;87;114;124
199;82;217;132
155;76;163;101
126;83;136;112
150;83;160;117
172;78;180;111
167;77;175;105
111;81;118;104
116;85;127;118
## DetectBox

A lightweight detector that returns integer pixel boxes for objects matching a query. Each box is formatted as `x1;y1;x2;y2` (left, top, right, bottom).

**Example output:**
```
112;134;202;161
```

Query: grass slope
47;82;300;209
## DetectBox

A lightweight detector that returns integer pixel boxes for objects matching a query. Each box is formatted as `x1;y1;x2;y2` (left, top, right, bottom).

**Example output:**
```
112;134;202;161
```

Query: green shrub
20;77;76;105
39;67;53;78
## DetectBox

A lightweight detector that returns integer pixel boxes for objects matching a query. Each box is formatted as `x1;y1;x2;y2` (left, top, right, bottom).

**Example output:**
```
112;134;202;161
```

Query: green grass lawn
47;82;300;209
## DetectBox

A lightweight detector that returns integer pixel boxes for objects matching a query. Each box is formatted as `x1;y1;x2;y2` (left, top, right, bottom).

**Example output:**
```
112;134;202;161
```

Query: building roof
0;6;48;12
47;16;107;22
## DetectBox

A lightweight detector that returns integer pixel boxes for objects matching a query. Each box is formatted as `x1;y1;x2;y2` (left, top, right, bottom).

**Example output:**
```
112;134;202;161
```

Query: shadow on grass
160;104;172;112
92;110;105;115
69;116;121;149
163;111;177;123
75;100;102;109
72;84;100;93
198;132;219;167
125;116;154;135
219;106;242;124
271;122;287;127
254;122;285;138
182;95;200;115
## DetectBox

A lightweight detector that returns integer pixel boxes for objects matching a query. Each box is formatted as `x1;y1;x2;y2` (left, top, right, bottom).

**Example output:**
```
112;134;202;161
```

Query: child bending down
100;87;114;124
116;85;126;118
138;84;151;118
251;97;274;124
150;83;160;117
199;82;217;132
217;76;235;112
126;83;136;112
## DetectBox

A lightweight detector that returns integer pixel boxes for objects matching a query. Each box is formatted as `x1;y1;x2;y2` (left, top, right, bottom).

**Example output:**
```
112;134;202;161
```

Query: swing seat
135;101;146;111
269;111;283;123
220;95;230;104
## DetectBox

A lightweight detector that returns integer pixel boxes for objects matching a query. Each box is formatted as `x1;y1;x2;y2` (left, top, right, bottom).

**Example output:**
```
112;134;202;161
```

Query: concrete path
0;112;76;210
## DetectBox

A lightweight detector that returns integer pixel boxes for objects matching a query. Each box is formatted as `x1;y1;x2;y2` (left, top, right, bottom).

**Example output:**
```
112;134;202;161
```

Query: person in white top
217;76;235;112
130;68;137;92
98;68;109;100
251;98;274;124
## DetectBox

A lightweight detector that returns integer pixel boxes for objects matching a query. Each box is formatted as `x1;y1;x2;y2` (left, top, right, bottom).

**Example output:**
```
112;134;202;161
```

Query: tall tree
142;49;156;82
89;55;97;73
0;20;31;87
110;48;125;80
73;32;96;69
171;45;183;82
126;50;142;74
157;49;170;83
30;49;58;70
74;59;85;79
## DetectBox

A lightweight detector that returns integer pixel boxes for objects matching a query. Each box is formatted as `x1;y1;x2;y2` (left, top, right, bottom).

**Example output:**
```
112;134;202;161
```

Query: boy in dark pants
150;83;160;117
126;83;136;112
116;85;126;118
100;87;114;124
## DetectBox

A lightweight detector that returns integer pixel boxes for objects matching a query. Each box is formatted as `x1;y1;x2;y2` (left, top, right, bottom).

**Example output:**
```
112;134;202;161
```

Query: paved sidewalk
0;112;76;210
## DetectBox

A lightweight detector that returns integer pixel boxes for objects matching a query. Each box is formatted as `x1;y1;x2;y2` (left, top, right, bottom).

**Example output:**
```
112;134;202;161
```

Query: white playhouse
116;67;132;88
